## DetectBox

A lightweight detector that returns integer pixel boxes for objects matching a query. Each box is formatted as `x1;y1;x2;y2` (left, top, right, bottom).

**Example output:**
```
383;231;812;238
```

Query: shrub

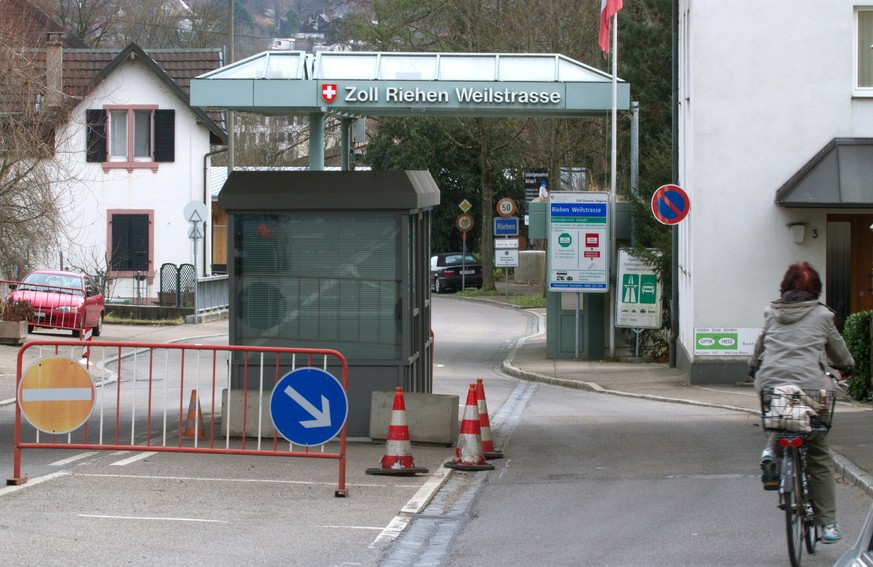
1;299;34;322
842;310;871;401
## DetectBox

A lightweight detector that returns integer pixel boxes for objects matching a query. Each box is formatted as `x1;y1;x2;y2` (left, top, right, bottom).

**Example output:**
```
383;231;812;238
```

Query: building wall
677;1;873;377
54;57;214;302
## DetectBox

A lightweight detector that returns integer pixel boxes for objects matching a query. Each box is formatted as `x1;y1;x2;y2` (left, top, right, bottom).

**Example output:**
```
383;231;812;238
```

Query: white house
676;2;873;382
50;43;226;303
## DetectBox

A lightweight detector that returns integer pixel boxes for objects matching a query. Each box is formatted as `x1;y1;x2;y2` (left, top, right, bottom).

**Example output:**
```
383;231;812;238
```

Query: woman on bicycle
748;261;854;544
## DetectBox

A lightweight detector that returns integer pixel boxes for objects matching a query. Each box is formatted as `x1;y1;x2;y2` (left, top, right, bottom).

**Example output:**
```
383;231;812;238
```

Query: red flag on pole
598;0;623;54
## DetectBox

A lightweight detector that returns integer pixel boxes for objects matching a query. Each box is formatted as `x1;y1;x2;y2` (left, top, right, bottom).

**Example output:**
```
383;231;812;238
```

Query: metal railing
8;339;349;496
194;275;229;319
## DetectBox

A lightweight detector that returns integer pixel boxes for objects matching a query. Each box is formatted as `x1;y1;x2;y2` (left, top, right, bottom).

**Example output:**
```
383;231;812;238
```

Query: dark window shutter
130;216;149;270
110;215;130;270
86;109;107;162
111;214;150;271
154;109;175;162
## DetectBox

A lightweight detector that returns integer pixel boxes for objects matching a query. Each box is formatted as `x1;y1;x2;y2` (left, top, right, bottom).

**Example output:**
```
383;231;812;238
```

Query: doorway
827;214;873;328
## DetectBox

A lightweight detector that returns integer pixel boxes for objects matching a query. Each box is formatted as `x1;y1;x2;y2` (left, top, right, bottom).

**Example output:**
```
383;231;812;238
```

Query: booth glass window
234;212;401;359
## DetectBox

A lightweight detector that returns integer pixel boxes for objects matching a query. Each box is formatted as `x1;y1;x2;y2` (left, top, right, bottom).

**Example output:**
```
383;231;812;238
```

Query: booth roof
217;170;440;210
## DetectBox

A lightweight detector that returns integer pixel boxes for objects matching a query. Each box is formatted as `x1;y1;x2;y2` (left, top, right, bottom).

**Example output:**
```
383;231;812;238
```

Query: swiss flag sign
321;83;338;103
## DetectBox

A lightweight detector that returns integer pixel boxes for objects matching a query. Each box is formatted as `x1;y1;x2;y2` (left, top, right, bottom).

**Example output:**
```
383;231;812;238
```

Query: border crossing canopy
191;51;630;118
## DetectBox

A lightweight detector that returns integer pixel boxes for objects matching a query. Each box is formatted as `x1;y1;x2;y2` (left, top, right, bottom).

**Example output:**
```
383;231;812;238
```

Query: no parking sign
651;184;690;225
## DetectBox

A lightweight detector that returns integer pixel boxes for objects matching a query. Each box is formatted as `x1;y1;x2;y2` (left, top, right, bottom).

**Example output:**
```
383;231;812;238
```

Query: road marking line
369;465;453;548
401;465;451;515
321;525;384;531
111;452;157;466
79;514;228;524
50;452;99;466
0;471;69;497
370;517;410;547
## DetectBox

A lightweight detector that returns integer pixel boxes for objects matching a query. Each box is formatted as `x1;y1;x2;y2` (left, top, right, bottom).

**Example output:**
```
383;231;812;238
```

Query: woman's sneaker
821;523;842;544
761;449;779;490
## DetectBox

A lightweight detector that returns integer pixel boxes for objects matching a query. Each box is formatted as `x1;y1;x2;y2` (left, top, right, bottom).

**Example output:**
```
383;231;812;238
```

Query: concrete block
221;388;276;437
369;391;459;446
516;250;545;283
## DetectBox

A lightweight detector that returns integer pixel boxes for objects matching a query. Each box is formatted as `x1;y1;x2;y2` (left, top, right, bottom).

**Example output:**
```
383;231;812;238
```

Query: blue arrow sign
270;367;348;446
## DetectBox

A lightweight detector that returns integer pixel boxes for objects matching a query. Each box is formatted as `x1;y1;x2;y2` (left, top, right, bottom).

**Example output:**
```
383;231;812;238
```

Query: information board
615;249;662;329
547;192;609;292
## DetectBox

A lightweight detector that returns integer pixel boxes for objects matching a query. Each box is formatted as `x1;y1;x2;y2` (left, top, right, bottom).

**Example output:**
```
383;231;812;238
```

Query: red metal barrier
1;278;91;335
8;340;349;496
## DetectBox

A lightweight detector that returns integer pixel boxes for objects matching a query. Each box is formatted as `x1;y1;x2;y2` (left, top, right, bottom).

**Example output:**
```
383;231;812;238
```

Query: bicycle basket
759;385;836;433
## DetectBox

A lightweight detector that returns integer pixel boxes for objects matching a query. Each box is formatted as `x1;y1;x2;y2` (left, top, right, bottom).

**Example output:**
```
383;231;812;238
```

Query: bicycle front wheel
805;523;817;554
783;448;804;567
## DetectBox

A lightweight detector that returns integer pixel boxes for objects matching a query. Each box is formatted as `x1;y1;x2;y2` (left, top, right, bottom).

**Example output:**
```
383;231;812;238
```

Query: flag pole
608;12;618;359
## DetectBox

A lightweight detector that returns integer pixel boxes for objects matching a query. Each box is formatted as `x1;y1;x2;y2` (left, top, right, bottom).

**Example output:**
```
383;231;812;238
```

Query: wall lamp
788;222;808;245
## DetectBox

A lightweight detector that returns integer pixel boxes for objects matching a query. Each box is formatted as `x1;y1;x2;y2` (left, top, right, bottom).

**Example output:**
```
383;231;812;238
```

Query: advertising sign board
694;328;758;356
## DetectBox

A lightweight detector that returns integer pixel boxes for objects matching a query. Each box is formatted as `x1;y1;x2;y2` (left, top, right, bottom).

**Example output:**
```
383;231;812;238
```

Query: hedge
842;310;871;401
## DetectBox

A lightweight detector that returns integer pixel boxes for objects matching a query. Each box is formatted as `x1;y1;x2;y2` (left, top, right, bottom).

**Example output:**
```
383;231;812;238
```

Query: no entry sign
18;355;96;434
651;184;690;225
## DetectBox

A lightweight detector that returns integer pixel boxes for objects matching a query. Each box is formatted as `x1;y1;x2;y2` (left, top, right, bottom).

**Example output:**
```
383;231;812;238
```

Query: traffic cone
445;384;495;471
183;389;206;440
367;387;429;476
476;378;503;459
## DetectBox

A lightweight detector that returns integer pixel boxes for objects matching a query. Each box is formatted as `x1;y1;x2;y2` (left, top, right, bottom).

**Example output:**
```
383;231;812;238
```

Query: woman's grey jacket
750;298;854;393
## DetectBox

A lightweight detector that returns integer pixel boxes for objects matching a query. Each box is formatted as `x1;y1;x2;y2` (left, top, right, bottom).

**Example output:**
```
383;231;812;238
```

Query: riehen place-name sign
325;84;563;106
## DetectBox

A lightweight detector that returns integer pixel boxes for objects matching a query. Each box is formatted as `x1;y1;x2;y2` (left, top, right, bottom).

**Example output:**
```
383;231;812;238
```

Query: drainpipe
203;146;228;278
670;0;680;368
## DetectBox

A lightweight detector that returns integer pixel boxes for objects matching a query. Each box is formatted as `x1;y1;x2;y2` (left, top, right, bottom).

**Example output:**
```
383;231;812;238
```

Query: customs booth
218;170;439;437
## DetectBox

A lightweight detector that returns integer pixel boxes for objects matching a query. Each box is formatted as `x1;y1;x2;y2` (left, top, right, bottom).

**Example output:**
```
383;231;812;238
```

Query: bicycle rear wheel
783;448;804;567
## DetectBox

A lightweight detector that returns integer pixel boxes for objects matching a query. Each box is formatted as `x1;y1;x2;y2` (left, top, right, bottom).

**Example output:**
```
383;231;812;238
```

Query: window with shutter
87;106;175;171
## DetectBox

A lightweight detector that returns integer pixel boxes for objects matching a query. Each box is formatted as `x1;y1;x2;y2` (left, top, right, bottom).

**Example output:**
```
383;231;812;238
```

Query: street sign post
269;367;348;447
547;191;610;292
651;184;690;225
18;355;96;434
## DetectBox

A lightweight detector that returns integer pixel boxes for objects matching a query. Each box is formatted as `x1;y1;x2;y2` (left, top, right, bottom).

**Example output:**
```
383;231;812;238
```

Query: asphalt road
0;296;868;566
0;296;532;565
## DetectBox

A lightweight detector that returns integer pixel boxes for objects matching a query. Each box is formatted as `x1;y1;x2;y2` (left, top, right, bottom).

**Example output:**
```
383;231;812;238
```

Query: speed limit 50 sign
496;197;517;218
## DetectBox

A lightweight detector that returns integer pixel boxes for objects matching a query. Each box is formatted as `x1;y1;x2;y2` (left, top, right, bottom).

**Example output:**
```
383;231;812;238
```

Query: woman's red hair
779;262;822;298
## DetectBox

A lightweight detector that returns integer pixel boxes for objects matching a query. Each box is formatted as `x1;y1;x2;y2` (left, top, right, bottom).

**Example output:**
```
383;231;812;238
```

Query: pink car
8;270;105;337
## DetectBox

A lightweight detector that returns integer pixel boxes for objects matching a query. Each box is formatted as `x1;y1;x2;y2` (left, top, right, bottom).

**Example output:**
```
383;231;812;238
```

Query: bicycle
759;384;838;567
